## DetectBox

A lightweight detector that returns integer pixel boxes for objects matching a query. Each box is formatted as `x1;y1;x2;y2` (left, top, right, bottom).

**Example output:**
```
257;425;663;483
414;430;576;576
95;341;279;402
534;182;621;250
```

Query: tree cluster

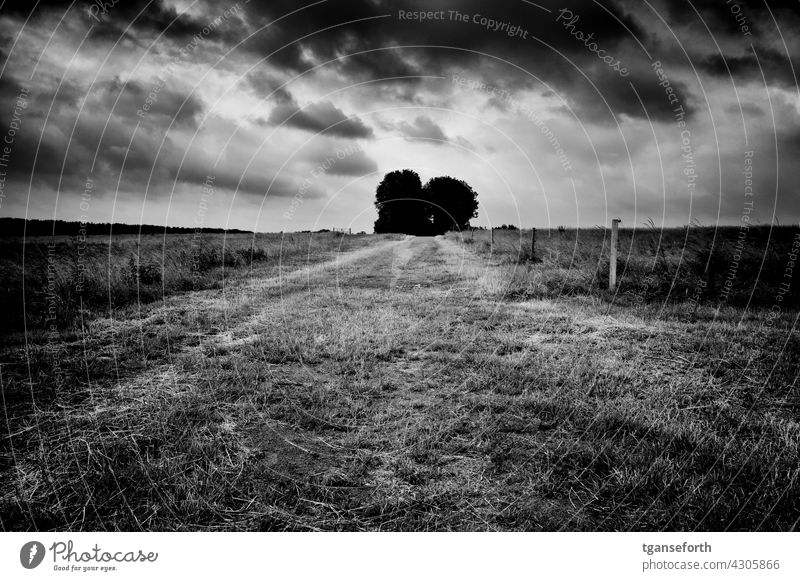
374;170;478;235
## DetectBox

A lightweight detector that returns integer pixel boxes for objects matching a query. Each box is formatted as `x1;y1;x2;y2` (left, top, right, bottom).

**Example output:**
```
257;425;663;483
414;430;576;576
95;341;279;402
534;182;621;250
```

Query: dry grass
1;234;798;531
447;225;800;310
0;231;382;334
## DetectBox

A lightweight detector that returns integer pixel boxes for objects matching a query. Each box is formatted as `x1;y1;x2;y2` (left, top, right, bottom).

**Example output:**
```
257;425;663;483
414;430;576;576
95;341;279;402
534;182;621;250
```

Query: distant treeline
0;218;252;237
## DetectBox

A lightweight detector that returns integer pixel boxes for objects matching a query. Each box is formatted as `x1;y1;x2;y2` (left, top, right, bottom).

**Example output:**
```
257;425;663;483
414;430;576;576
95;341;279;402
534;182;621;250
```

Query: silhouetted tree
374;170;431;234
424;176;479;233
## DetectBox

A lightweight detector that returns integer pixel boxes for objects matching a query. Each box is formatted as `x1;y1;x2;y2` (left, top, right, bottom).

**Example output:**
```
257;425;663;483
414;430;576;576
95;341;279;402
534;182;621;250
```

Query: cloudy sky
0;0;798;232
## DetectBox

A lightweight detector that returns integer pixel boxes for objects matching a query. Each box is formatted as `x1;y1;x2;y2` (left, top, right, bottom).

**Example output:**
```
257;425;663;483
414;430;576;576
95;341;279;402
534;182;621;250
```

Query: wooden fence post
609;218;620;290
530;227;536;261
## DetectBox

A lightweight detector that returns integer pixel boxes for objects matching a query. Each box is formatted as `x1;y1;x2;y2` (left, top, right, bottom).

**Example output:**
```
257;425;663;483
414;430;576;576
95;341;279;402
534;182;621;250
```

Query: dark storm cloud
382;115;475;150
561;60;697;122
0;0;214;42
176;160;298;197
7;0;794;126
231;0;697;123
244;70;293;103
0;76;24;112
725;102;764;118
0;0;74;16
698;49;798;88
0;72;206;195
0;75;84;181
656;0;800;37
107;76;204;127
267;98;374;139
395;116;448;142
321;147;378;177
238;0;648;72
0;0;708;124
642;0;799;87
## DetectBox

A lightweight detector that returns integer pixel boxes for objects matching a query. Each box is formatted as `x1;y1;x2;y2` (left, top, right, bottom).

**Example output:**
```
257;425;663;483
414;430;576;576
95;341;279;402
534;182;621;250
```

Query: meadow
0;230;375;335
449;224;800;310
1;227;797;531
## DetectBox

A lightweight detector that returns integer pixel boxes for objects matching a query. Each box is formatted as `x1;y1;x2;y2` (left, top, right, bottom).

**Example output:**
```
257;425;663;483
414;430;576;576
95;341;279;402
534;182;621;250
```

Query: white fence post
609;218;620;290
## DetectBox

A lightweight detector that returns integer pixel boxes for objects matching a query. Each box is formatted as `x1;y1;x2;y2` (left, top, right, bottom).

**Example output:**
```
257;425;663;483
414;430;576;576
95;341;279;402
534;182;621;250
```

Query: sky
0;0;798;232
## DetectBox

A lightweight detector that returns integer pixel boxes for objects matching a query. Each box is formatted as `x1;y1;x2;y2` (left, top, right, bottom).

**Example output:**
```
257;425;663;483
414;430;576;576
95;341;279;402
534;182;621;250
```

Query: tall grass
448;225;800;309
0;231;375;334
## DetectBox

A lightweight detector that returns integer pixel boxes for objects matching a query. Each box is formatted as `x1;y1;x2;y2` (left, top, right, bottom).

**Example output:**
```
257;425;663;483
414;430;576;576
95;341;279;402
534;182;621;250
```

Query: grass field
0;231;378;334
449;225;800;309
1;229;798;531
